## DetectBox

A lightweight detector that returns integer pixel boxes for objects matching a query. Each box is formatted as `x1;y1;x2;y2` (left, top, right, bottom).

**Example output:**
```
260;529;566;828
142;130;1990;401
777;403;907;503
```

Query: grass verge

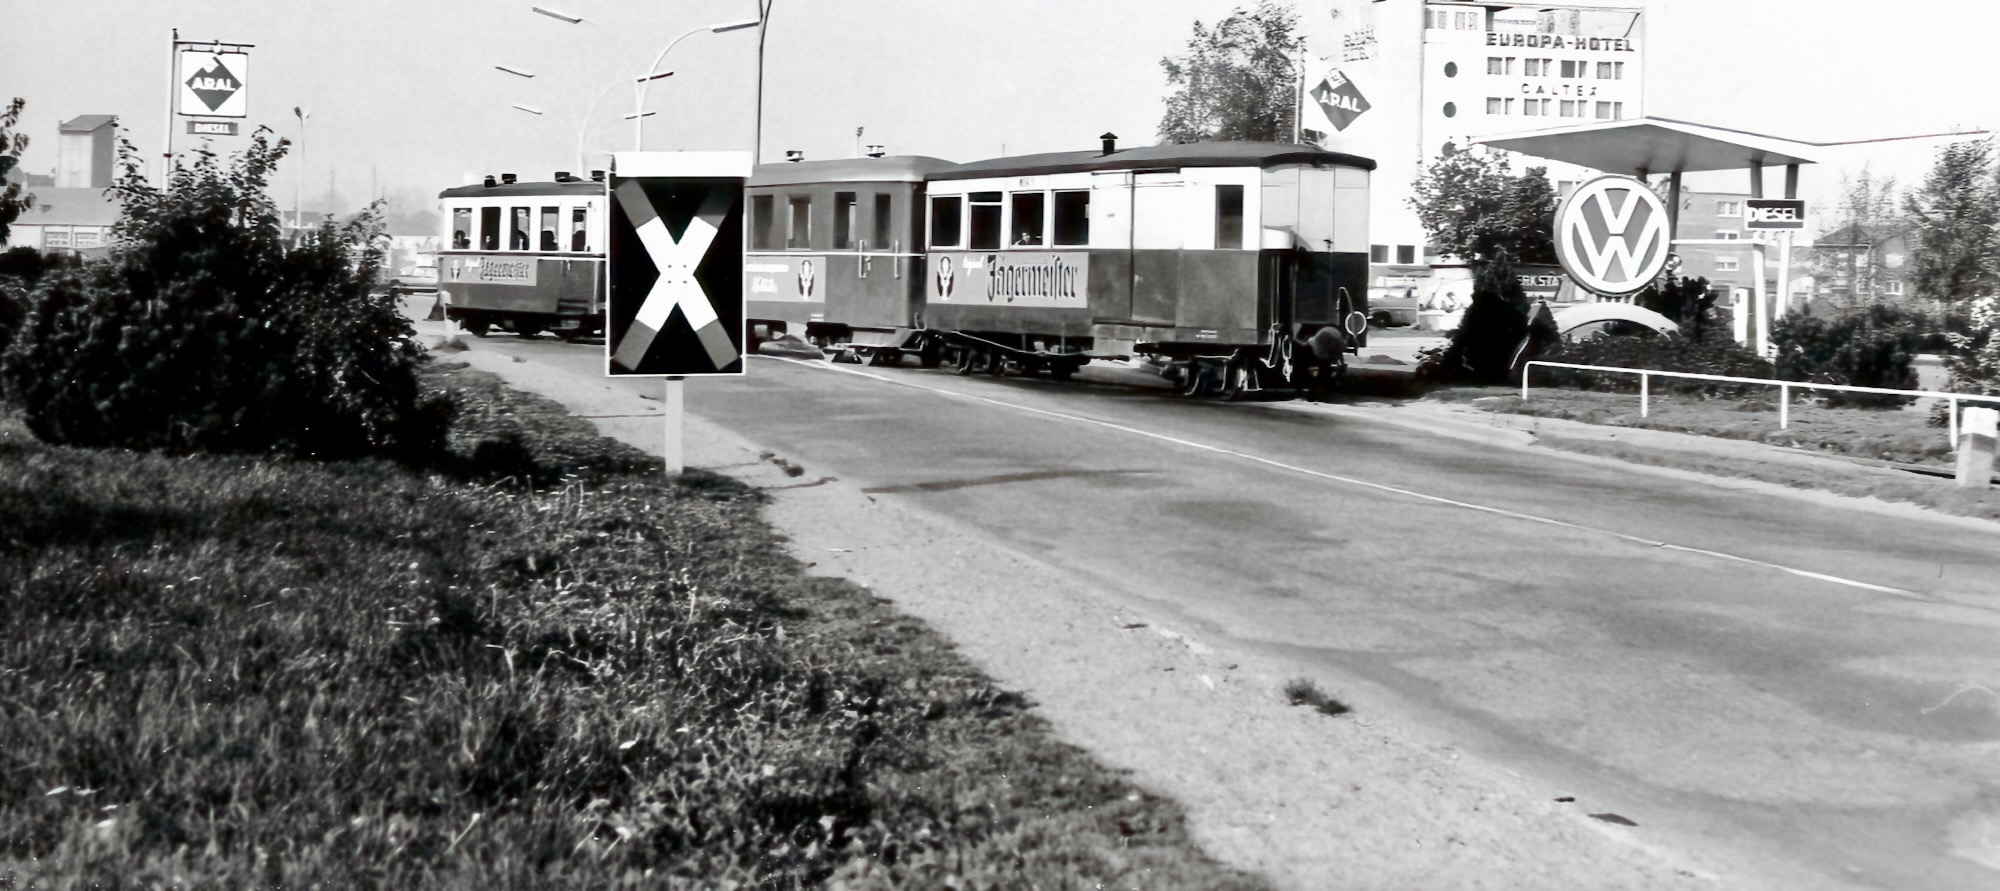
0;358;1264;889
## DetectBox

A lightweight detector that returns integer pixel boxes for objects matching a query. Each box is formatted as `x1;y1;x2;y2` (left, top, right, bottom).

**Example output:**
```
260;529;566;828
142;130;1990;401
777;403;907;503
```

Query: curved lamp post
633;17;760;150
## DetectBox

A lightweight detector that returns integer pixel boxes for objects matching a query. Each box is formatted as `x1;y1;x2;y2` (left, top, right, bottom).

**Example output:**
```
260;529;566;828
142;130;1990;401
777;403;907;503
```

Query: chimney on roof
500;173;518;185
1100;132;1117;156
482;175;497;188
554;170;572;182
865;144;885;158
590;169;605;182
785;150;804;163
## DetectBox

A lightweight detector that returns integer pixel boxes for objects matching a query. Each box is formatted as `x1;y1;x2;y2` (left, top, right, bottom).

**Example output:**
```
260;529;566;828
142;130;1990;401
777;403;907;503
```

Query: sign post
605;151;750;475
1745;199;1807;325
164;33;253;188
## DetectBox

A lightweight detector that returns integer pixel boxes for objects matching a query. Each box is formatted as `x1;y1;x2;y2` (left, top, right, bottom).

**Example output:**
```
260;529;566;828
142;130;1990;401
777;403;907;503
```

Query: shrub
0;133;451;464
1770;303;1926;406
1536;329;1774;397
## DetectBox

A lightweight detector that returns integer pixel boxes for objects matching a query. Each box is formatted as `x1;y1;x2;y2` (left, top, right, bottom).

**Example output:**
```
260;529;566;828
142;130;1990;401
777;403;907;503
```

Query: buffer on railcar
435;172;609;340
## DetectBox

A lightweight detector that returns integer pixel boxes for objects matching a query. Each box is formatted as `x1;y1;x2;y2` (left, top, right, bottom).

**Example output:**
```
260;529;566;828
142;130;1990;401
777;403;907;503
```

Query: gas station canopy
1472;115;1818;176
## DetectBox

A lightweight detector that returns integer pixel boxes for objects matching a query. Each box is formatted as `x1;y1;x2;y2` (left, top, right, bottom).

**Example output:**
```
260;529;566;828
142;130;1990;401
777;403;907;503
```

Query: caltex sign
177;50;250;118
606;152;749;377
1554;175;1670;297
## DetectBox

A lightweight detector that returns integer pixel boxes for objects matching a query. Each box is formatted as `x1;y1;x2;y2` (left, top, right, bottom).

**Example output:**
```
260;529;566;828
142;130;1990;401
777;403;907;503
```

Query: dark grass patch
0;360;1264;889
1282;679;1351;717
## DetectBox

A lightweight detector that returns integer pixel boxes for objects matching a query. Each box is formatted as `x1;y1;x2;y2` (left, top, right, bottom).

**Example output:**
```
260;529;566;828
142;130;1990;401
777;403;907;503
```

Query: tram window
452;208;472;249
1010;192;1045;246
873;193;893;250
1052;190;1089;246
787;195;811;249
1214;185;1244;250
539;206;560;251
510;207;531;250
929;195;962;248
968;191;1003;250
480;207;501;250
751;195;776;250
834;192;856;250
570;207;589;251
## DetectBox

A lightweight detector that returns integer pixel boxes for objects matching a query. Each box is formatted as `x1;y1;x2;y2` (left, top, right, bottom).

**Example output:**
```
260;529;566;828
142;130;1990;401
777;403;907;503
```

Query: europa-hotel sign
1484;33;1637;52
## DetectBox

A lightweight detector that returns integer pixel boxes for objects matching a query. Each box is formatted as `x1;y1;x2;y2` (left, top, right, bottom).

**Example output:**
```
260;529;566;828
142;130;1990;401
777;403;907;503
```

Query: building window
1370;244;1389;263
787;195;811;249
1444;61;1458;77
1559;99;1578;117
1716;230;1740;240
1716;257;1740;272
1886;280;1905;295
1505;56;1516;75
872;193;893;249
1396;244;1416;264
1009;191;1045;246
1595;101;1613;120
1053;190;1090;246
1524;58;1542;77
1443;101;1456;118
1524;98;1550;116
1506;97;1515;115
968;191;1003;250
1560;60;1578;78
1613;61;1625;79
929;195;962;248
1487;56;1504;75
833;191;857;249
1716;200;1740;217
1612;102;1625;120
1487;97;1503;115
1596;61;1613;79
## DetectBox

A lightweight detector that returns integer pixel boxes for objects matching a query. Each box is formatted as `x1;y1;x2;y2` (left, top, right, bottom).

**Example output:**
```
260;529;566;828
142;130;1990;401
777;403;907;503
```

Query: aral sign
178;50;250;118
1554;175;1669;297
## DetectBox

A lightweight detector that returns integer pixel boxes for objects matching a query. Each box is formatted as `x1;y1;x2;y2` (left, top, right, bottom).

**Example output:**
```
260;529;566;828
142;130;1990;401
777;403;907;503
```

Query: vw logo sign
1554;175;1670;296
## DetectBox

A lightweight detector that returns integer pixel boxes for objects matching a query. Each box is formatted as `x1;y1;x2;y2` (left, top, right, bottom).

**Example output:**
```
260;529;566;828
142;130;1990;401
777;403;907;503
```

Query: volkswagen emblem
1554;175;1670;297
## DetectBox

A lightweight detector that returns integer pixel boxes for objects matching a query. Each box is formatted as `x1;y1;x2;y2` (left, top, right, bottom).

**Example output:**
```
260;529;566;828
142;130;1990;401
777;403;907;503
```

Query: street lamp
494;64;537;78
292;106;309;234
633;17;761;149
530;5;583;24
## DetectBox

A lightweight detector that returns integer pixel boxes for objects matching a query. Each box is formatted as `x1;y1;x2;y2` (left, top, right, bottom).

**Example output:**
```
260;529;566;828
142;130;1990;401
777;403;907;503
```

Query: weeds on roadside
1283;679;1351;717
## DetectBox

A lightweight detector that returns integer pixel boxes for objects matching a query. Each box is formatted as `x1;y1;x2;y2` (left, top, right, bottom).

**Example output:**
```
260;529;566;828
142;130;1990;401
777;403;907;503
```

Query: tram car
743;154;955;358
435;172;609;340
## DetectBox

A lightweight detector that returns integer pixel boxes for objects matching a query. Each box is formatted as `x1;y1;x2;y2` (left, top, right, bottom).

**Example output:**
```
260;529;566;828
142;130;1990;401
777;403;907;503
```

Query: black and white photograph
2;1;1998;887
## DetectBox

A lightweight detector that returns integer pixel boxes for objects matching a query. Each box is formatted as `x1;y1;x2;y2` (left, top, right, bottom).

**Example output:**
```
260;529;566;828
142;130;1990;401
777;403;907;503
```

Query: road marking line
756;356;1952;604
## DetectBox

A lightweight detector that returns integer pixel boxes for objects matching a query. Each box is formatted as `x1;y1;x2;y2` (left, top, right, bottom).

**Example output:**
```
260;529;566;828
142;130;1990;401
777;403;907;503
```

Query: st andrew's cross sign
606;152;750;376
1553;174;1670;298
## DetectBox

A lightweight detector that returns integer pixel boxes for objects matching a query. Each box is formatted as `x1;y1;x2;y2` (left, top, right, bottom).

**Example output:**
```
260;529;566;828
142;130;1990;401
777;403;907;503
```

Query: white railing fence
1520;360;2000;449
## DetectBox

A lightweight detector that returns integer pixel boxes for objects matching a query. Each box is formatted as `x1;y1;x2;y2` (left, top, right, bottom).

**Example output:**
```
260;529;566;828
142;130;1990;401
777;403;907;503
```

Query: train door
1128;171;1182;325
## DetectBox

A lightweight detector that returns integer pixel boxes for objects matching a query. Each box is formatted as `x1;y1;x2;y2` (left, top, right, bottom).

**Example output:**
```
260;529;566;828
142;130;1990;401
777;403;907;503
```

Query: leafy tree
1407;148;1559;381
1159;1;1303;144
1770;303;1924;406
0;97;33;246
1808;164;1905;315
1;131;452;463
1903;139;1999;314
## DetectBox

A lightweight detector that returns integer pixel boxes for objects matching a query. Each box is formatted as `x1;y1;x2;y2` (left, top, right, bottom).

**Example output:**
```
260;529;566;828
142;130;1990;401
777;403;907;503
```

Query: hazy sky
2;0;1994;221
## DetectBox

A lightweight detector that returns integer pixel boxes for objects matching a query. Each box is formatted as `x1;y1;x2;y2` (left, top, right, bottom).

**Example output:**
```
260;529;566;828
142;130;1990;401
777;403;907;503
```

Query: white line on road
759;355;1958;605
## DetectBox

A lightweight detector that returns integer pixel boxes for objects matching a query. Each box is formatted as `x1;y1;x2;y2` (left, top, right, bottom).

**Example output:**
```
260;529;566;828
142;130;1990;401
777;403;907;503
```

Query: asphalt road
476;332;2000;889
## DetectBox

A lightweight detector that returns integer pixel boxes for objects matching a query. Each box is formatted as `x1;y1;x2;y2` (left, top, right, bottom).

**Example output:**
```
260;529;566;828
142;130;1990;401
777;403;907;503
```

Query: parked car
1368;287;1420;327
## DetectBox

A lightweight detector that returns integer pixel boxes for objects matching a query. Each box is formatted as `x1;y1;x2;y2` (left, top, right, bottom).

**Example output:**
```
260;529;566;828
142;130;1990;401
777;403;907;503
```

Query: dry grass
0;360;1265;889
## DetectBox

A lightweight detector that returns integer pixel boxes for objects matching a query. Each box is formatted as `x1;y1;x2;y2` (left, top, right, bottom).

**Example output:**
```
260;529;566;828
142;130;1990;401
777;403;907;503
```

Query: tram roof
437;180;609;200
932;141;1376;180
750;155;958;187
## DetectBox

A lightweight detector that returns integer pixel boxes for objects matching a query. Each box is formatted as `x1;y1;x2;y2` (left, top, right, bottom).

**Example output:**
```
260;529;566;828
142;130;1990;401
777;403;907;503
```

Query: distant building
7;187;120;253
1801;223;1914;315
57;114;118;189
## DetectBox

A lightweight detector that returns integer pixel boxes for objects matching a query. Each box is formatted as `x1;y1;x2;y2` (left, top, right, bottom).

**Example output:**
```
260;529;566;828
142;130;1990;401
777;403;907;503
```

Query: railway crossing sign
1553;175;1670;297
177;49;250;118
606;152;749;376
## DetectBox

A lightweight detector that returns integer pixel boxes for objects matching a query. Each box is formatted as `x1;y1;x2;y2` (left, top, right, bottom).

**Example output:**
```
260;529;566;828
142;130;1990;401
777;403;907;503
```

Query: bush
1536;329;1773;397
1769;303;1926;406
0;133;452;464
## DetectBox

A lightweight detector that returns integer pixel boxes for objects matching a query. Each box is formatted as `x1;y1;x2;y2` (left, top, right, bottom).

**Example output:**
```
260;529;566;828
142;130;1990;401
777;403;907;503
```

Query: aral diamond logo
186;58;242;112
1309;68;1371;132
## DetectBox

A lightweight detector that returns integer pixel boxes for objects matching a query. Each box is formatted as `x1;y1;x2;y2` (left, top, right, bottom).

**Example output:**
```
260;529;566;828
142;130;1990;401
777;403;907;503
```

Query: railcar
435;173;609;340
743;155;955;360
919;139;1376;394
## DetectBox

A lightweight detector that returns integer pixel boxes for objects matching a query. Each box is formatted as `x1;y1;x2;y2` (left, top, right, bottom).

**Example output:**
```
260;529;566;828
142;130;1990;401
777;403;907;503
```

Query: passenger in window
511;228;530;250
453;230;470;249
1014;230;1040;246
571;229;587;251
541;229;558;251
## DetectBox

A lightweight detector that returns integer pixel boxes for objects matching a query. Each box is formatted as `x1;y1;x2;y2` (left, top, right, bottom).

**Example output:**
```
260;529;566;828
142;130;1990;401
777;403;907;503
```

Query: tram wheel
1048;361;1076;382
514;320;545;339
919;338;945;369
462;317;491;338
986;351;1007;377
953;347;977;376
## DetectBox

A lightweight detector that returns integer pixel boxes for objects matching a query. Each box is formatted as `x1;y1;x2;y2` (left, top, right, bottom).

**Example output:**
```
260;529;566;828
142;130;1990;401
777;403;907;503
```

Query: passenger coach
436;173;609;340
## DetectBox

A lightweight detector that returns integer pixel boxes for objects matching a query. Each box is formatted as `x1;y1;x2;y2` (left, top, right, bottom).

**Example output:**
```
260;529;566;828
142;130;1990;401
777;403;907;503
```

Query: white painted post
1640;372;1649;417
1775;230;1794;322
1779;383;1788;429
1752;242;1771;358
1956;406;1996;489
1732;287;1750;346
664;377;684;475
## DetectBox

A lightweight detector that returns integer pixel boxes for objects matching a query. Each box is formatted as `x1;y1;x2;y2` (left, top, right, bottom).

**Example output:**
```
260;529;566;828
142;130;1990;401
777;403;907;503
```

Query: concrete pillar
1957;406;1997;488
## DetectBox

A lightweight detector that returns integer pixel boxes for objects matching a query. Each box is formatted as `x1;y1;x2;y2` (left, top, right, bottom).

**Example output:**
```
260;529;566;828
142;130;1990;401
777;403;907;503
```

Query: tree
1158;1;1303;144
1808;164;1905;315
1903;139;1999;315
1407;148;1560;381
0;97;33;246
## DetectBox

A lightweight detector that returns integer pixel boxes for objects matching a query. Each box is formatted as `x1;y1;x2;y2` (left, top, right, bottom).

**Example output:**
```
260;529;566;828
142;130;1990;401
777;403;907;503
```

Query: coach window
1396;245;1416;264
452;208;472;249
569;206;589;251
1009;192;1045;246
1052;190;1089;246
929;195;963;248
479;207;501;250
751;195;776;250
968;191;1003;250
1369;244;1388;263
510;207;532;250
787;195;812;249
873;193;893;250
1214;185;1244;250
538;206;560;251
834;192;857;250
